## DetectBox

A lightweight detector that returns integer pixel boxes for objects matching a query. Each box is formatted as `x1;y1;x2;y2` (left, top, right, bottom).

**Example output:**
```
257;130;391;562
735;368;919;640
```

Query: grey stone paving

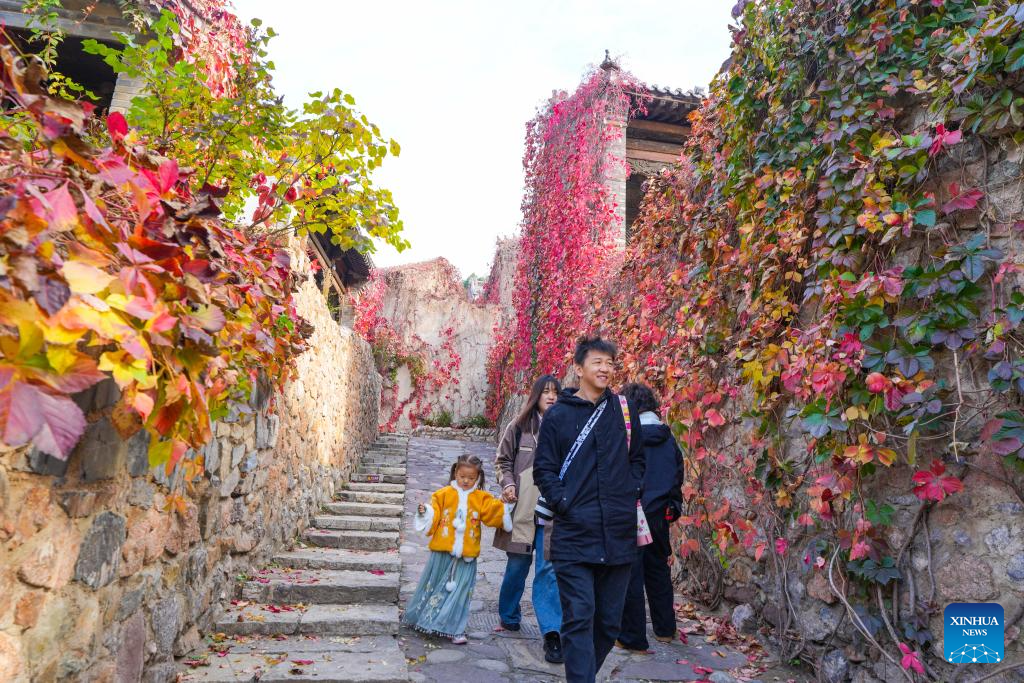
397;437;813;683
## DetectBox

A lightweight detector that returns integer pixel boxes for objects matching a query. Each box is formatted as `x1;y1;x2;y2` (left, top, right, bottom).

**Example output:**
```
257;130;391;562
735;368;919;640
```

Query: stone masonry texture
0;236;381;681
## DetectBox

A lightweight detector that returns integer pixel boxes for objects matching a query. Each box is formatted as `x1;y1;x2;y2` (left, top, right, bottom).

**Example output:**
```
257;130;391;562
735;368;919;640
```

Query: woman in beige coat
494;374;564;663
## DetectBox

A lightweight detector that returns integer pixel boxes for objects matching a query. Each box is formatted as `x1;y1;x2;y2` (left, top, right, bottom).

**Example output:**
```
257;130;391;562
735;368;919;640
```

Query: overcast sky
235;1;735;278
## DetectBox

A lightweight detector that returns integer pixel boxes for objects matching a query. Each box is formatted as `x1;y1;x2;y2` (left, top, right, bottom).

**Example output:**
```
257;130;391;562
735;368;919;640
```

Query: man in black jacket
534;336;645;683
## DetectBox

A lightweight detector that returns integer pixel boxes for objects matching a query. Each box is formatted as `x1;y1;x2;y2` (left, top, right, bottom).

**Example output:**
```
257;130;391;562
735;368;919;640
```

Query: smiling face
538;382;559;414
454;464;480;490
575;349;614;393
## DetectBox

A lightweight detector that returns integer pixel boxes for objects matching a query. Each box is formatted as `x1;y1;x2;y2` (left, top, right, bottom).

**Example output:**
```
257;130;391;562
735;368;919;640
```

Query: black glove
665;502;682;523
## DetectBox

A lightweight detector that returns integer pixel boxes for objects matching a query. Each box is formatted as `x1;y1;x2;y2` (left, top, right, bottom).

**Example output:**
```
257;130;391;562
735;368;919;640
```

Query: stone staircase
182;435;410;683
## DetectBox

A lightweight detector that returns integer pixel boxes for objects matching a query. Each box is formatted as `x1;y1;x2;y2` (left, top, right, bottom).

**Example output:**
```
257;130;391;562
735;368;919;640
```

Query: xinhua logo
944;603;1004;664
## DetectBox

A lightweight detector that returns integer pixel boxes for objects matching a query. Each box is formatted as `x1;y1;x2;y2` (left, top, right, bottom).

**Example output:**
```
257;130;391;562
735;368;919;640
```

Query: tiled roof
635;85;703;124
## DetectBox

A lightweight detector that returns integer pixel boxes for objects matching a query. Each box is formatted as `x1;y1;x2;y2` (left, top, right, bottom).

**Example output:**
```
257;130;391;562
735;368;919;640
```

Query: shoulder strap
558;399;608;480
618;395;631;450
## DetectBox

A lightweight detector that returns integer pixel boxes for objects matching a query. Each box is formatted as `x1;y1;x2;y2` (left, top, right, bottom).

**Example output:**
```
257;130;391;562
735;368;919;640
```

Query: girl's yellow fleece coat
415;482;511;559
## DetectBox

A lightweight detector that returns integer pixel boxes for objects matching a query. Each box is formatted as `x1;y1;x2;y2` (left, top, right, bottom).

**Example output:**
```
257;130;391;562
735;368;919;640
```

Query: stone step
272;548;401;573
241;568;400;605
340;482;406;494
313;514;401;532
177;636;408;683
337;490;405;505
359;457;407;466
366;444;401;454
324;501;404;517
349;472;406;484
365;447;406;456
304;528;400;551
356;465;406;475
362;452;405;461
214;603;399;637
358;464;405;472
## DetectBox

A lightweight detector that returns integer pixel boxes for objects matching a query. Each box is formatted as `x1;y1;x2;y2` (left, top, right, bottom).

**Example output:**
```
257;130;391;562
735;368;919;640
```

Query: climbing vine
582;0;1024;677
138;0;251;97
0;0;405;483
0;42;308;469
485;65;646;419
83;11;406;254
354;268;462;431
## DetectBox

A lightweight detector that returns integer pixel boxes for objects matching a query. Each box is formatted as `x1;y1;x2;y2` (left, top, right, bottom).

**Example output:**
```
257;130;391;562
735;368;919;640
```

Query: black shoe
499;620;520;632
543;632;564;664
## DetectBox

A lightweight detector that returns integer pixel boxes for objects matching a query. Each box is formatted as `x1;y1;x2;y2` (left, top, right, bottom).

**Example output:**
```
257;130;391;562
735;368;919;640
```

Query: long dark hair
449;453;485;488
514;374;561;432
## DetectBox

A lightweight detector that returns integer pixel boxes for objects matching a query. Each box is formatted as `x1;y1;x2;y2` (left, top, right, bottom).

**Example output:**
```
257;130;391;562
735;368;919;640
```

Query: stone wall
0;237;381;682
484;237;519;317
374;258;497;430
682;128;1024;680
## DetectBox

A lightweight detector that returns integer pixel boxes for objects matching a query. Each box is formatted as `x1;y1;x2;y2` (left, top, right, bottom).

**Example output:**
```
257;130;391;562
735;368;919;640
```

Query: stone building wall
0;237;381;682
374;258;497;430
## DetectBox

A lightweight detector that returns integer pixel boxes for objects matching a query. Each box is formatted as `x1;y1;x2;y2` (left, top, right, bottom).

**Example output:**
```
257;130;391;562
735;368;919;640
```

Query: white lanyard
558;398;608;481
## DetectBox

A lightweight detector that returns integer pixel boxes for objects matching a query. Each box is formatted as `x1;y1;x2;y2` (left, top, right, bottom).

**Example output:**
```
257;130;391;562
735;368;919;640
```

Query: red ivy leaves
353;266;463;430
899;643;925;674
928;123;961;156
485;66;647;420
0;43;309;461
912;460;964;502
941;183;984;214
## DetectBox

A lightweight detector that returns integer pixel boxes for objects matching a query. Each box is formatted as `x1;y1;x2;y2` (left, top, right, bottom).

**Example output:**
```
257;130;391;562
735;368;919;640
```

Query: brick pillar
600;51;628;249
109;73;145;114
604;114;628;249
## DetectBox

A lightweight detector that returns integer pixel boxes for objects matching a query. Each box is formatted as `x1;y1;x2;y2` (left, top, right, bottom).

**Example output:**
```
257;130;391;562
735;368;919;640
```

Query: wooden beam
308;236;347;300
626;149;681;164
626;138;684;155
628;119;691;138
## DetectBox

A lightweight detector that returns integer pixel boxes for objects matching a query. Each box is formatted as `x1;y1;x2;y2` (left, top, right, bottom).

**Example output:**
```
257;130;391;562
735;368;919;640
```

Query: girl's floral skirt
402;550;477;638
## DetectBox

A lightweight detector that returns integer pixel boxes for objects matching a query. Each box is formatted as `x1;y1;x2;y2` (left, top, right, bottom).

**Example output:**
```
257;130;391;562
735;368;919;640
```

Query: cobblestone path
398;437;813;683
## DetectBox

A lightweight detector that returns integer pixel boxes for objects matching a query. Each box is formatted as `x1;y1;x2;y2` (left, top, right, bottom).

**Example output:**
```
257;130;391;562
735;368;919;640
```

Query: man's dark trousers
553;559;632;683
618;515;676;650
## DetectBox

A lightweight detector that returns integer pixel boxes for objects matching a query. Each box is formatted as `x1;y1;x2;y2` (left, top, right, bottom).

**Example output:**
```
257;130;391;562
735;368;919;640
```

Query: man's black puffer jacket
533;388;645;566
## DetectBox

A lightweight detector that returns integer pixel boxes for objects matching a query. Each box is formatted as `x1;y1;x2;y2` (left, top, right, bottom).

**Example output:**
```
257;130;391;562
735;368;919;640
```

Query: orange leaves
842;434;897;467
60;261;114;294
164;492;189;516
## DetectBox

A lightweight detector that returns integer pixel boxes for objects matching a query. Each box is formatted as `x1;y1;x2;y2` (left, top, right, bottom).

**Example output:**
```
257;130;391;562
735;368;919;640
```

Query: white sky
235;1;735;278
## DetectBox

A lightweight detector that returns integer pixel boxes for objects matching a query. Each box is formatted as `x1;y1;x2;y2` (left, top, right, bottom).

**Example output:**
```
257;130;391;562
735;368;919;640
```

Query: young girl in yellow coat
403;454;512;644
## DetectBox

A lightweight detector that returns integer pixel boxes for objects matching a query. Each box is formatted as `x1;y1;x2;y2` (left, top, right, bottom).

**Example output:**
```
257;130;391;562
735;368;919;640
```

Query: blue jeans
497;526;562;635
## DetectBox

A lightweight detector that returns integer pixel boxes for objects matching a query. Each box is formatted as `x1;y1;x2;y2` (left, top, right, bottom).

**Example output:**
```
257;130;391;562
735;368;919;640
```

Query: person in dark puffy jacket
616;382;684;652
534;335;645;683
